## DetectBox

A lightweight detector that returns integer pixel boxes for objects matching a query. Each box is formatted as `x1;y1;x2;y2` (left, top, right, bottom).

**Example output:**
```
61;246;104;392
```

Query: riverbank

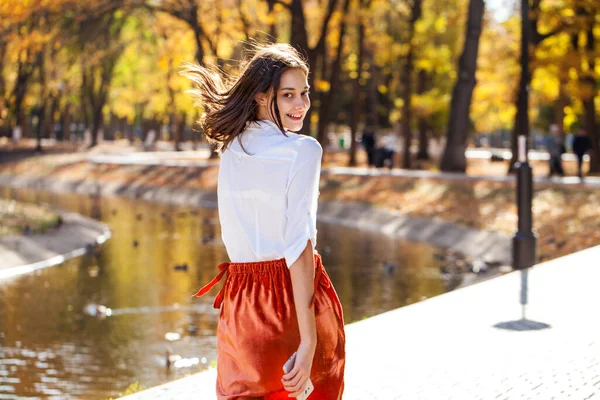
0;168;511;269
1;151;599;264
0;198;61;236
0;208;111;280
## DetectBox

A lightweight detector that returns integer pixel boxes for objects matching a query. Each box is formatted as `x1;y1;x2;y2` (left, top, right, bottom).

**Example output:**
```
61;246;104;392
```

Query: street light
512;0;537;271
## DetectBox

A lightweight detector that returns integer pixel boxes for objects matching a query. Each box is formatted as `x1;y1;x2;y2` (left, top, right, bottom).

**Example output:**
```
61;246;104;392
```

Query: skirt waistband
227;258;287;274
192;253;338;318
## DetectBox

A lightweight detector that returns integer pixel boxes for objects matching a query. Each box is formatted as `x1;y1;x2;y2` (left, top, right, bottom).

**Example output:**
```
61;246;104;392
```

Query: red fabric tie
192;261;230;309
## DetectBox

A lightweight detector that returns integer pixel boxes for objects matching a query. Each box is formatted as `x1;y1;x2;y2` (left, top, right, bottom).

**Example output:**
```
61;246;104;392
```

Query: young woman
184;43;346;399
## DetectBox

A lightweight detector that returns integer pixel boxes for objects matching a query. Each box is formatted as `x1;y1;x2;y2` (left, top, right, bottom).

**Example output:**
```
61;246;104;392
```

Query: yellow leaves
389;109;402;124
413;89;449;117
434;16;447;33
314;79;330;92
531;67;559;101
157;55;169;72
568;67;578;81
311;112;319;126
392;42;410;57
563;106;577;129
560;8;575;18
345;52;358;72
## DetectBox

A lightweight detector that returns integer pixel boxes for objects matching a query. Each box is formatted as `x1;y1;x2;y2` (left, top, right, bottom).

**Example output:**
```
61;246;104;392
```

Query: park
0;0;599;399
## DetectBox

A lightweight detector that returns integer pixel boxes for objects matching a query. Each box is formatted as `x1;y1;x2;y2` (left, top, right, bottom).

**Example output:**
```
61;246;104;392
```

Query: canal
0;187;448;399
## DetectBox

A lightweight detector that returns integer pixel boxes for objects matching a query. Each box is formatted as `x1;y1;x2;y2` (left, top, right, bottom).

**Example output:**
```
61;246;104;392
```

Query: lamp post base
512;232;537;270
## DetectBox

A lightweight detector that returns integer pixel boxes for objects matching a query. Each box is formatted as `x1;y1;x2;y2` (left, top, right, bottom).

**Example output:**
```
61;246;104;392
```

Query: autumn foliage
0;0;598;169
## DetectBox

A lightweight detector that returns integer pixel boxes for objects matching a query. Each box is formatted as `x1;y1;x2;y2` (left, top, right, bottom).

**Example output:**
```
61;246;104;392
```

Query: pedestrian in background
545;129;565;178
361;126;376;167
572;127;592;179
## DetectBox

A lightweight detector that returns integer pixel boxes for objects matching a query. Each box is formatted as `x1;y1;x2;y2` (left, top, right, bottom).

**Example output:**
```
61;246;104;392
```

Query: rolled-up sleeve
283;139;323;268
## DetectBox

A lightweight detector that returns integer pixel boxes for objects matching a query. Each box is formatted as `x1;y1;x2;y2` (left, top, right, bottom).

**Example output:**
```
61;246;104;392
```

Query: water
0;187;447;399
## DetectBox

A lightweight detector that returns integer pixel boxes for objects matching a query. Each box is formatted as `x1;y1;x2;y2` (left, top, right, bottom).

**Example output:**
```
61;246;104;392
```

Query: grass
0;199;62;236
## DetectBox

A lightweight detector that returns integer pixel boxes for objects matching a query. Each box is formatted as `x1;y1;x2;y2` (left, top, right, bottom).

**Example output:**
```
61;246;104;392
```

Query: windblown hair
181;43;309;153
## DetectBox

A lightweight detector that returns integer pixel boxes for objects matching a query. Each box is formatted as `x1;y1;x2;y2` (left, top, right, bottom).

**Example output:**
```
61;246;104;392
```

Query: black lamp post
512;0;537;271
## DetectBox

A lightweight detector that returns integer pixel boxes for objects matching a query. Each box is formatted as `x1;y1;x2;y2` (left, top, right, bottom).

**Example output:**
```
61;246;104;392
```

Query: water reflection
0;187;446;399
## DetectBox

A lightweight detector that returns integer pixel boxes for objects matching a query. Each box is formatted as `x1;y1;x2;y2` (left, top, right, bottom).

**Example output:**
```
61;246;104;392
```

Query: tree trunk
440;0;484;172
400;0;423;169
290;0;313;136
18;110;29;139
507;0;563;172
288;0;338;137
266;0;277;39
416;69;429;160
35;51;45;151
348;0;369;167
45;95;60;139
289;0;309;56
188;4;206;66
178;111;187;148
584;24;598;173
317;0;351;149
0;39;6;136
62;104;72;141
91;108;103;147
12;49;35;137
367;51;380;129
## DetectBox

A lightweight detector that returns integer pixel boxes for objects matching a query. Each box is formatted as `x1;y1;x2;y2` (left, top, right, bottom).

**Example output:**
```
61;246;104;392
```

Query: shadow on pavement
493;319;552;331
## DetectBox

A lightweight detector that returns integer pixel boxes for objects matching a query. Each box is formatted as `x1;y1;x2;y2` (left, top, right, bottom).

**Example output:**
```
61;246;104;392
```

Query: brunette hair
181;43;309;152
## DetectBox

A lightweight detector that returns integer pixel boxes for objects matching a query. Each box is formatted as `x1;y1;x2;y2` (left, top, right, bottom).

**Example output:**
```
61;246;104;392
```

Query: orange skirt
194;253;346;400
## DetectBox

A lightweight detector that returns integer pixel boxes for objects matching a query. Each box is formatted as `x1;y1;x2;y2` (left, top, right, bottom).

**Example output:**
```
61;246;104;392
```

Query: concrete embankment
0;172;510;266
0;207;111;280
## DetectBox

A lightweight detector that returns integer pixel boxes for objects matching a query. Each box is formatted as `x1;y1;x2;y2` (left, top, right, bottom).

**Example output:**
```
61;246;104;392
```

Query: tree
416;69;429;160
78;8;128;147
316;0;352;148
348;0;371;166
281;0;339;138
400;0;423;169
3;4;44;138
507;0;566;172
144;0;208;66
571;4;599;172
439;0;485;172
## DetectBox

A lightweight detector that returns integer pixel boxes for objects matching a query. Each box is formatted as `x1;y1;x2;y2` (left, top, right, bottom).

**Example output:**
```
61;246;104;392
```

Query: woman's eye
302;91;310;97
284;93;293;98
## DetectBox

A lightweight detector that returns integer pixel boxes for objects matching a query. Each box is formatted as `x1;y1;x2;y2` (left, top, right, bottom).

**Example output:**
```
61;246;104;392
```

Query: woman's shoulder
286;132;323;158
235;120;322;161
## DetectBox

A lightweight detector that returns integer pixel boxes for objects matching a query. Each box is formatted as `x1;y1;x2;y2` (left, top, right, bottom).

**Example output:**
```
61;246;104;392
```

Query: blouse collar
246;119;285;135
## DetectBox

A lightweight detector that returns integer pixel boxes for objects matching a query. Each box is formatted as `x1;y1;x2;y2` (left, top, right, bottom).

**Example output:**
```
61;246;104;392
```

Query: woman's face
257;68;310;132
276;68;310;132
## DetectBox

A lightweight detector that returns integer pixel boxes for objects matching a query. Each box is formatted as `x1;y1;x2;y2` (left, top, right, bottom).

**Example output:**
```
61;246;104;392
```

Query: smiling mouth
286;113;303;121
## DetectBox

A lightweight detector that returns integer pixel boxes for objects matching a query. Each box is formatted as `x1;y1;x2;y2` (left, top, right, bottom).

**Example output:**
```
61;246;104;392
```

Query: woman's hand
281;341;316;397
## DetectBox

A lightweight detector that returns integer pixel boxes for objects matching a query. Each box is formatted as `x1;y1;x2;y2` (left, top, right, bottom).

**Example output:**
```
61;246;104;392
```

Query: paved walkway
85;150;600;189
323;166;600;189
122;245;600;399
0;210;111;280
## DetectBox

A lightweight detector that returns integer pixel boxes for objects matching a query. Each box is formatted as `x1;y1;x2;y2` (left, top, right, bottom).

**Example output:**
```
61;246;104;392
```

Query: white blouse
217;120;322;268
